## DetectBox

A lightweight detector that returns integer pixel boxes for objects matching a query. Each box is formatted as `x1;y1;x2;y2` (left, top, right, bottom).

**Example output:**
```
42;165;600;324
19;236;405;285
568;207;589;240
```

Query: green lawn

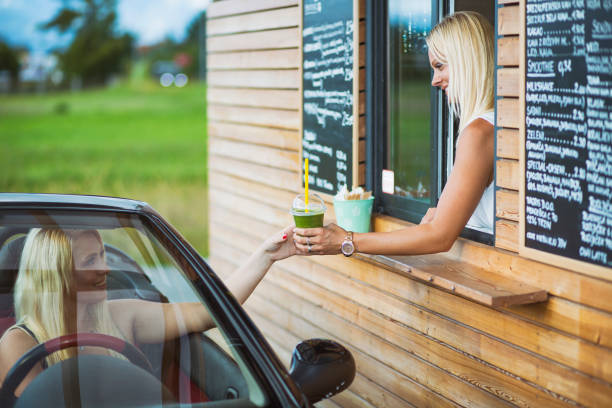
0;80;208;256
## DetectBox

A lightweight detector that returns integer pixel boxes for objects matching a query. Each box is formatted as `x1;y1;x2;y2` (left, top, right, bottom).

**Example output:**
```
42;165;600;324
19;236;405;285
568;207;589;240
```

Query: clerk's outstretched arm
293;119;493;256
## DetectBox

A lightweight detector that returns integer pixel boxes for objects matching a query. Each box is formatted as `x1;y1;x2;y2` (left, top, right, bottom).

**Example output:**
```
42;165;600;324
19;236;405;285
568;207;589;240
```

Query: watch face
341;240;354;256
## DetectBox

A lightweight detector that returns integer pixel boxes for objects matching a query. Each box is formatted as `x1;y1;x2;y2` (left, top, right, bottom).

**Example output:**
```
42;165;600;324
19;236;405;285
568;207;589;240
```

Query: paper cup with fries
333;186;374;233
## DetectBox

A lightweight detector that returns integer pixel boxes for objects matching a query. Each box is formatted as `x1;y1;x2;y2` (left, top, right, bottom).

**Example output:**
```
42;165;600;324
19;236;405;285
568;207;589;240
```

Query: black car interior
0;227;249;407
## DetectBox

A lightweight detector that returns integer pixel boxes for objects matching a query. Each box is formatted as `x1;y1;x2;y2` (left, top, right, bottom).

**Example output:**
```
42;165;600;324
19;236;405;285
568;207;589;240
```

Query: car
0;193;355;407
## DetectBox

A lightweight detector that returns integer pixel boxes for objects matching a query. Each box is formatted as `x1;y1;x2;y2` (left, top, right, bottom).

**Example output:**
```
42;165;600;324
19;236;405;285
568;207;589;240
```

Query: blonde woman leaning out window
294;11;495;256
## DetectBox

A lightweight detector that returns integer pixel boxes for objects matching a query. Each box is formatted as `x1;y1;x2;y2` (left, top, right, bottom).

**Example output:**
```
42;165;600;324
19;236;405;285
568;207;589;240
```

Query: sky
0;0;211;55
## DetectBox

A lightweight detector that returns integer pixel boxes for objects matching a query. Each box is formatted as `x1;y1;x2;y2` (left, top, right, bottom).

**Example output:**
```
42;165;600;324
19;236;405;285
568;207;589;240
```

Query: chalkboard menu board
523;0;611;272
302;0;357;195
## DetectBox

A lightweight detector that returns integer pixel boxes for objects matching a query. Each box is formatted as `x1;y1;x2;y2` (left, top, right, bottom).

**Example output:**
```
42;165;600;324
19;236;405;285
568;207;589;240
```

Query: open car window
0;209;266;407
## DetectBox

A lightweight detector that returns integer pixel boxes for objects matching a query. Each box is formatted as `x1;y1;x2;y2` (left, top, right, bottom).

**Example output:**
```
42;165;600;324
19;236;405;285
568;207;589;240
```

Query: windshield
0;209;265;407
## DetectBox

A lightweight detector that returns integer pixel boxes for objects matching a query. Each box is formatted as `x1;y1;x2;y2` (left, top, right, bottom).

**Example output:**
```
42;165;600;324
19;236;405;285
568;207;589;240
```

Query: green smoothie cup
290;193;326;228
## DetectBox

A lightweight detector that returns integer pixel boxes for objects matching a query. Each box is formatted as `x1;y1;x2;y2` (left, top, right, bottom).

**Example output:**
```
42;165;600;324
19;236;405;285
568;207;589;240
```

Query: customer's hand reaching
263;225;298;261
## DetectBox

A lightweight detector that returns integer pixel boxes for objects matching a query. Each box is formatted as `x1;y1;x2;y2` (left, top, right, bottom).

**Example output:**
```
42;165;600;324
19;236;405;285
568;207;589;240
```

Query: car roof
0;193;151;212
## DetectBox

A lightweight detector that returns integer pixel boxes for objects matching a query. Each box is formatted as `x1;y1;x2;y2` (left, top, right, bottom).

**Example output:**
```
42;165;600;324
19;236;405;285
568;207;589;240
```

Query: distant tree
185;10;205;45
0;40;20;76
0;40;21;91
182;10;206;79
42;0;134;86
142;10;206;80
165;11;206;77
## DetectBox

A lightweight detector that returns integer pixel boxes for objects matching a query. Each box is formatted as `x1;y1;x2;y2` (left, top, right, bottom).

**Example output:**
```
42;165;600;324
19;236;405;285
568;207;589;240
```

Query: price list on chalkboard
525;0;611;268
302;0;355;195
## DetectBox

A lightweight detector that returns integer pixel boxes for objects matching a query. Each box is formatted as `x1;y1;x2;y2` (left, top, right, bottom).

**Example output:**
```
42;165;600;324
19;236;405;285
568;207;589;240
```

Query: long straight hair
14;228;126;366
426;11;495;134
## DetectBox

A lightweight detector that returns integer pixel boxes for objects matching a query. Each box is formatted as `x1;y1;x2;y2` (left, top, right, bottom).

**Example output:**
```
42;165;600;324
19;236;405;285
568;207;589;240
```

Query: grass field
0;80;209;256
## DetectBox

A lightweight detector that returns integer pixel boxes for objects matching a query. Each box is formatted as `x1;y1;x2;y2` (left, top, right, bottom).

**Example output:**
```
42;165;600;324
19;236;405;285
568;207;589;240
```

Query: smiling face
428;50;449;92
71;230;109;304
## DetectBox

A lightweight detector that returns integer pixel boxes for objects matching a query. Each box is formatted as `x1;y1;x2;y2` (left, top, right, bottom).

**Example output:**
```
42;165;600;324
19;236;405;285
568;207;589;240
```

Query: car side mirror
289;339;355;404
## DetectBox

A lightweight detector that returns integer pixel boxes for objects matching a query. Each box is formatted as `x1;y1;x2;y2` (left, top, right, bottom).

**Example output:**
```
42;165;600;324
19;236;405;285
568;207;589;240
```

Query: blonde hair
14;228;126;366
426;11;494;133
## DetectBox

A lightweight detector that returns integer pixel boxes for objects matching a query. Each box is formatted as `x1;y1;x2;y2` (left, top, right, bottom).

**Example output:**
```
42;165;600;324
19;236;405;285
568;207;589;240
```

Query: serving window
367;0;496;244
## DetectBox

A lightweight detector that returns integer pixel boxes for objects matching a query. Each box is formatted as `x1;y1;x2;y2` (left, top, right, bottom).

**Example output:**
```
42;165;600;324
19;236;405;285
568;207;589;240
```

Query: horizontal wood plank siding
497;68;519;97
206;2;612;407
207;27;299;52
207;0;298;19
208;122;299;150
208;49;299;70
207;88;299;109
497;97;520;129
497;128;519;159
497;35;519;66
208;105;299;129
209;156;299;192
496;188;519;221
209;138;299;170
496;158;520;190
207;69;299;89
207;7;299;36
498;5;519;35
496;219;519;252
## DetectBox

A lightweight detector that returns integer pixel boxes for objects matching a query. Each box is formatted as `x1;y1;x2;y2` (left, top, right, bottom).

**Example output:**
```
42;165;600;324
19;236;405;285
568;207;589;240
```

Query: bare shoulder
0;329;37;376
460;118;494;142
456;118;495;158
0;328;37;354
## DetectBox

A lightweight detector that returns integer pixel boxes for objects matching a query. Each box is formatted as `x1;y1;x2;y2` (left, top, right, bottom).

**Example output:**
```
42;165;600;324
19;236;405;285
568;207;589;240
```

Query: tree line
0;0;205;91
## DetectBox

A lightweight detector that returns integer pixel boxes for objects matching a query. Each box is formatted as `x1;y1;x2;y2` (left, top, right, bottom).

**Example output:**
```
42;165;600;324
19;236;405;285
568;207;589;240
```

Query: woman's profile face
71;231;109;304
428;50;449;92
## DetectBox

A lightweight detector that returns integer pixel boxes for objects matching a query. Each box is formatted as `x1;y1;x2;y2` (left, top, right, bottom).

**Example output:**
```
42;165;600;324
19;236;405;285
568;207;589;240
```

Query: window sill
353;215;548;307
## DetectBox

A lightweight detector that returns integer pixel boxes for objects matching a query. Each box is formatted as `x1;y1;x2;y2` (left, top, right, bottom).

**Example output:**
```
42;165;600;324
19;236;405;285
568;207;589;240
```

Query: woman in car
0;225;296;396
294;11;495;256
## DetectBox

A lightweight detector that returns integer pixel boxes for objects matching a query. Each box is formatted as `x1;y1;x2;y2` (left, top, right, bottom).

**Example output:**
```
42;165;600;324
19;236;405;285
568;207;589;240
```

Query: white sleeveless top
462;111;495;234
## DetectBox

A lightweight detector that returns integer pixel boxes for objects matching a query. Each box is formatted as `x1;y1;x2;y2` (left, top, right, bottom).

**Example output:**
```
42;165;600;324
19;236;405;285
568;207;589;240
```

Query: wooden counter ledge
354;252;548;307
347;215;550;308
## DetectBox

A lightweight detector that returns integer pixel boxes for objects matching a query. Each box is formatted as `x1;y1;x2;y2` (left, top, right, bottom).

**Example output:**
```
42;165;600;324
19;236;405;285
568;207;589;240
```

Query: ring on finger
307;243;312;253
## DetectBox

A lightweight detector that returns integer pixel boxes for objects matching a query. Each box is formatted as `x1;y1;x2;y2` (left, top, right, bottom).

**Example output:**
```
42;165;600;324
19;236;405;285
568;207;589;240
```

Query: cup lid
290;192;326;214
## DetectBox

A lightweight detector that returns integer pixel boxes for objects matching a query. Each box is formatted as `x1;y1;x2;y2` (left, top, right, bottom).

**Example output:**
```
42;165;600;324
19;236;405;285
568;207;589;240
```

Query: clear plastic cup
290;193;326;228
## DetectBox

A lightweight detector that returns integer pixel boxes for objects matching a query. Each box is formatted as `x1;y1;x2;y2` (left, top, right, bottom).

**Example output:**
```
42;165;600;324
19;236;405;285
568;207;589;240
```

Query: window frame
367;0;441;224
366;0;444;223
366;0;495;245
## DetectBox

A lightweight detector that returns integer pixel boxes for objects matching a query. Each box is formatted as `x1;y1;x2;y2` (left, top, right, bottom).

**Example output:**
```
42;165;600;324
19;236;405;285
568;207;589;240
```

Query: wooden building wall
206;0;612;406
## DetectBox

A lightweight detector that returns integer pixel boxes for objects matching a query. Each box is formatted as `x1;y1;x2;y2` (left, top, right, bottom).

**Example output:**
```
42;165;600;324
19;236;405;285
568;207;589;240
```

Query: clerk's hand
293;223;346;255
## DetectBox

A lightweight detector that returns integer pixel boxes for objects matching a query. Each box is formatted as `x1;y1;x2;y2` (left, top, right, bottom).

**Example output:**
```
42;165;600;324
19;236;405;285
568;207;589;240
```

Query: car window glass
0;210;265;406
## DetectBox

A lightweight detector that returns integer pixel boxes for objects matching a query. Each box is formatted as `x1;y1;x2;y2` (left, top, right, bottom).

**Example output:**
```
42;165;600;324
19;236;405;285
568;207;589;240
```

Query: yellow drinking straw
304;158;309;212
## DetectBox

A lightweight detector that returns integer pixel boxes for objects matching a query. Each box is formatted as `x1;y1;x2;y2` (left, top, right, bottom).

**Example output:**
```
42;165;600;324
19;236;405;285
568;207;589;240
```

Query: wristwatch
340;231;355;257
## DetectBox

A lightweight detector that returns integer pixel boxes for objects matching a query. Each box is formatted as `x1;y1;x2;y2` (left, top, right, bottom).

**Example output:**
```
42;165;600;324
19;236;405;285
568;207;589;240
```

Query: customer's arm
223;225;295;303
115;226;297;343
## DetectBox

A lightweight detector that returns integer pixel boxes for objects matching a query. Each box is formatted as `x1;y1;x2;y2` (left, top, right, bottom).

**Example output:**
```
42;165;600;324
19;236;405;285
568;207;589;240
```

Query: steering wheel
0;333;153;407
